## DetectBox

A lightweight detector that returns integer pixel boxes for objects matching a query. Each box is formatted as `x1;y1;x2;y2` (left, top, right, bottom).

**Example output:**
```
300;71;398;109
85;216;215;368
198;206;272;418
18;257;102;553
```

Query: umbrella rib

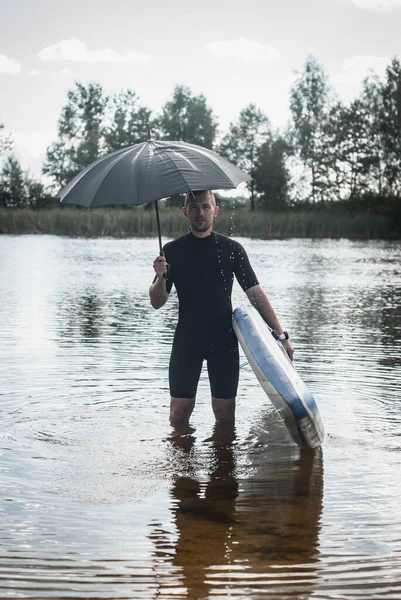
58;145;131;202
164;143;236;191
92;146;140;205
155;146;193;195
132;142;149;206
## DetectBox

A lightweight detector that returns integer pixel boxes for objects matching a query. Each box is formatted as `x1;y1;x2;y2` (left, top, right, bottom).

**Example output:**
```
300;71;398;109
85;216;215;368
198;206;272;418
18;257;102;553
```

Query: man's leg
208;343;239;423
170;397;196;425
169;332;203;425
211;397;236;423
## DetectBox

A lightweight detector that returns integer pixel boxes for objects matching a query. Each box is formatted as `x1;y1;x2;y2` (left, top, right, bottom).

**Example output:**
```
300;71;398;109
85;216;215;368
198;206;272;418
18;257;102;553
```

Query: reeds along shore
0;207;399;240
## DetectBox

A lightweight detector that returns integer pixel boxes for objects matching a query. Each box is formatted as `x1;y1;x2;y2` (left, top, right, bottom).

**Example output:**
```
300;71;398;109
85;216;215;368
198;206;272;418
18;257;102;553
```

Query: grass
0;206;399;239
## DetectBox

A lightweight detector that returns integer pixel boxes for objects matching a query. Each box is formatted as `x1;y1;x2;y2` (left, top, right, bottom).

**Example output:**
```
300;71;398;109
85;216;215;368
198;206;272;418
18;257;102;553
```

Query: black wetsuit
162;232;259;399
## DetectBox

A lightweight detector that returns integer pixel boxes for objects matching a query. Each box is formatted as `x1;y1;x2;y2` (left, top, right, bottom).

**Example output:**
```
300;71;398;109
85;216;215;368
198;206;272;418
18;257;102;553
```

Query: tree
219;104;271;210
347;74;389;199
158;85;217;207
0;155;28;207
159;85;217;149
331;58;401;219
254;136;291;210
43;82;108;188
379;57;401;196
103;90;153;151
0;122;12;156
289;56;334;204
26;179;55;209
326;99;377;201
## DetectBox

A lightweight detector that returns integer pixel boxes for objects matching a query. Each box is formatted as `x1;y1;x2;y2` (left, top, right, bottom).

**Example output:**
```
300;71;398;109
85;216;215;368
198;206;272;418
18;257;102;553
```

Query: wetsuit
162;232;259;399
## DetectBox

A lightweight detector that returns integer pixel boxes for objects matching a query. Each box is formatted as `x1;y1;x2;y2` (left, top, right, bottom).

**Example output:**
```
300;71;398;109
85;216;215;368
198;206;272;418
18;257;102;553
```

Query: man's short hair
184;190;213;207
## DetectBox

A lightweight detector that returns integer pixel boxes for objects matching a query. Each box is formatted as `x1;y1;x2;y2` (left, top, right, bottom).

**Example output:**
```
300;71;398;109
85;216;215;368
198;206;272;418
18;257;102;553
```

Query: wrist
272;330;289;342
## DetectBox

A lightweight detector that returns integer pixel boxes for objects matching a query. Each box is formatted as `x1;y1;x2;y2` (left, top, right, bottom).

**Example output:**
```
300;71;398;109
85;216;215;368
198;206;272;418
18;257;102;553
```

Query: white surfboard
233;305;325;449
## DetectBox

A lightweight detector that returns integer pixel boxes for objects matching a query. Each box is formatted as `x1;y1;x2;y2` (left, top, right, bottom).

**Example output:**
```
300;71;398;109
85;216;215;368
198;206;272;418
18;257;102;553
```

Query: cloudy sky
1;0;401;177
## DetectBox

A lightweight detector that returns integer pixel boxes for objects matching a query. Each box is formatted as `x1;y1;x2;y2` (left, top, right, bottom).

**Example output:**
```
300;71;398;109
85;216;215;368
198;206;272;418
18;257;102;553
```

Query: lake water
1;234;401;600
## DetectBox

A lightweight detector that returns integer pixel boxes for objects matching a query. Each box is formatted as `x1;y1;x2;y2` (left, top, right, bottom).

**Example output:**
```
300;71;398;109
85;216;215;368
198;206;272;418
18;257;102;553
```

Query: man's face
182;193;220;234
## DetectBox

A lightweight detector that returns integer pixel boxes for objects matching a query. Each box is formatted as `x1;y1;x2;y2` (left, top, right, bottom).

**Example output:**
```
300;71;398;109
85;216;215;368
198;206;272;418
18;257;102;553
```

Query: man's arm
149;255;169;309
245;284;294;360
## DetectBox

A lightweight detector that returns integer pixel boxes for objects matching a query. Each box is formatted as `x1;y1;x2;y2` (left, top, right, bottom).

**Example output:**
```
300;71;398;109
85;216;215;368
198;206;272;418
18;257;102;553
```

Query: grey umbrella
58;139;250;254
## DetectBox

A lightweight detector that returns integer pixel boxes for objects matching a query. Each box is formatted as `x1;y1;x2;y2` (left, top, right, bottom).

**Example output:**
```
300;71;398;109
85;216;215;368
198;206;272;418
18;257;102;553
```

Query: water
1;234;401;599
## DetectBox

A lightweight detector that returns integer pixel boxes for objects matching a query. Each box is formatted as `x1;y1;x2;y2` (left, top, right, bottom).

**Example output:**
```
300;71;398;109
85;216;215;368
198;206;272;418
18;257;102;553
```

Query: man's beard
192;220;209;231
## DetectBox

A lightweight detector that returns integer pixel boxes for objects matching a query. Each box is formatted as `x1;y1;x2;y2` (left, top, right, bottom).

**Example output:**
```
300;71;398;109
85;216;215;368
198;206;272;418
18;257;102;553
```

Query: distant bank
0;207;399;240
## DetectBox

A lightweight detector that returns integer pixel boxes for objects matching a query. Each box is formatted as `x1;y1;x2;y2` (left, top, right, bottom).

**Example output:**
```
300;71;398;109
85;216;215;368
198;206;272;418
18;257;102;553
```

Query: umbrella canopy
58;140;251;208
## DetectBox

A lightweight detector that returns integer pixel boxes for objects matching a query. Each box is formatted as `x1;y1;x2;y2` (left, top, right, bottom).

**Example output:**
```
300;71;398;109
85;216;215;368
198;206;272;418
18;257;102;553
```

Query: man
150;190;294;426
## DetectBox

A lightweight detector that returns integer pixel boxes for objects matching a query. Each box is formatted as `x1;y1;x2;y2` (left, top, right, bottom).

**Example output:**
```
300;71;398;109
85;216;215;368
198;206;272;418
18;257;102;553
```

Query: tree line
1;55;401;219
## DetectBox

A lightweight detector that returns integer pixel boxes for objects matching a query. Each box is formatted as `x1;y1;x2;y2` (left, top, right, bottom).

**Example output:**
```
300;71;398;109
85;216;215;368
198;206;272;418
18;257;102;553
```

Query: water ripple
0;236;400;598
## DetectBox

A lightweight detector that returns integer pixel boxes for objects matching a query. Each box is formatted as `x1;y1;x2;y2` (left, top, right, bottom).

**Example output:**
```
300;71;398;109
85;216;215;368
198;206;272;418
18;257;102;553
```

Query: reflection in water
150;421;323;599
56;290;177;344
171;423;238;599
78;294;101;340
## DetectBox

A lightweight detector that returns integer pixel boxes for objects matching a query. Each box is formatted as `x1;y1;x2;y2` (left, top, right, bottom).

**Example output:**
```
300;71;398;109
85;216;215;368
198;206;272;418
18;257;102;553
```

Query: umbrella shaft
154;200;163;254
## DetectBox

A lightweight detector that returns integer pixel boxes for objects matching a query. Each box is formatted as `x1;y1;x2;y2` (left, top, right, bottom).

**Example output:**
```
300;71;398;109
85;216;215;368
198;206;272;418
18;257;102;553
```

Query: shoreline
0;207;399;240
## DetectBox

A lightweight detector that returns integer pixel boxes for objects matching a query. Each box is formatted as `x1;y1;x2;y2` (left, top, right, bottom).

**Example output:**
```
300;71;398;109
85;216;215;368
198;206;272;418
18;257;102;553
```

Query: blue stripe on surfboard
233;307;318;421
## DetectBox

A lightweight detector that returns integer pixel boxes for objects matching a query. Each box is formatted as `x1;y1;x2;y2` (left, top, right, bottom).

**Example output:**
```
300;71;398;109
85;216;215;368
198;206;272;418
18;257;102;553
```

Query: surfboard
232;304;325;449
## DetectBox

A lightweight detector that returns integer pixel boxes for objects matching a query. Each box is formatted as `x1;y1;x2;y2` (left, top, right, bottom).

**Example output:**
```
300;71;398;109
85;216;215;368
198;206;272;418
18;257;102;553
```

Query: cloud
352;0;401;11
332;55;390;85
0;53;21;74
29;68;71;76
206;38;281;62
38;39;151;65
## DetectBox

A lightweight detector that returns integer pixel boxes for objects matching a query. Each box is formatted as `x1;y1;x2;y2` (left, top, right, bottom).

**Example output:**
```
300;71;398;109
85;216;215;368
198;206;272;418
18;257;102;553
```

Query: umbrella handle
159;250;171;280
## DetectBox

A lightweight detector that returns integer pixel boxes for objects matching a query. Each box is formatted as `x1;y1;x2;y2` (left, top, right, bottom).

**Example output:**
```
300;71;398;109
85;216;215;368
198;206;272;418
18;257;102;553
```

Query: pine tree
0;156;28;207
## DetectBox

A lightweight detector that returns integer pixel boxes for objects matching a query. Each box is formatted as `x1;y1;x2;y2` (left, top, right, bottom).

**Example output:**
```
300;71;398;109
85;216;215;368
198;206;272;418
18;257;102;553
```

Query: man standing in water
150;190;293;425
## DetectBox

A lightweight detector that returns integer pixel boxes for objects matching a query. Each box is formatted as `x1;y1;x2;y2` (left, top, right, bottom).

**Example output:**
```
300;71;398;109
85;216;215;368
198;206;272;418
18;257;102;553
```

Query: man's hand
153;254;167;280
150;254;169;309
282;339;294;362
245;285;295;362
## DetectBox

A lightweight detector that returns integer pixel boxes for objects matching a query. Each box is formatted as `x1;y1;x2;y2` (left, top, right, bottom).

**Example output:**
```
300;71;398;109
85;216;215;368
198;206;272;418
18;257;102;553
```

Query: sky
1;0;401;178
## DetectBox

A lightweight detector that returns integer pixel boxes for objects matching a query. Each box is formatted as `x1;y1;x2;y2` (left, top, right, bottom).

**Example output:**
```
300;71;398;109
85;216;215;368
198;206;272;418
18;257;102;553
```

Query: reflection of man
150;421;323;600
169;423;238;600
150;190;294;425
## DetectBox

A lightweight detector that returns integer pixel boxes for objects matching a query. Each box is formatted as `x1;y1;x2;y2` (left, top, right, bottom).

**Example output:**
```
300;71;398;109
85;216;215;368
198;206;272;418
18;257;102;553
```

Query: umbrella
58;139;251;255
